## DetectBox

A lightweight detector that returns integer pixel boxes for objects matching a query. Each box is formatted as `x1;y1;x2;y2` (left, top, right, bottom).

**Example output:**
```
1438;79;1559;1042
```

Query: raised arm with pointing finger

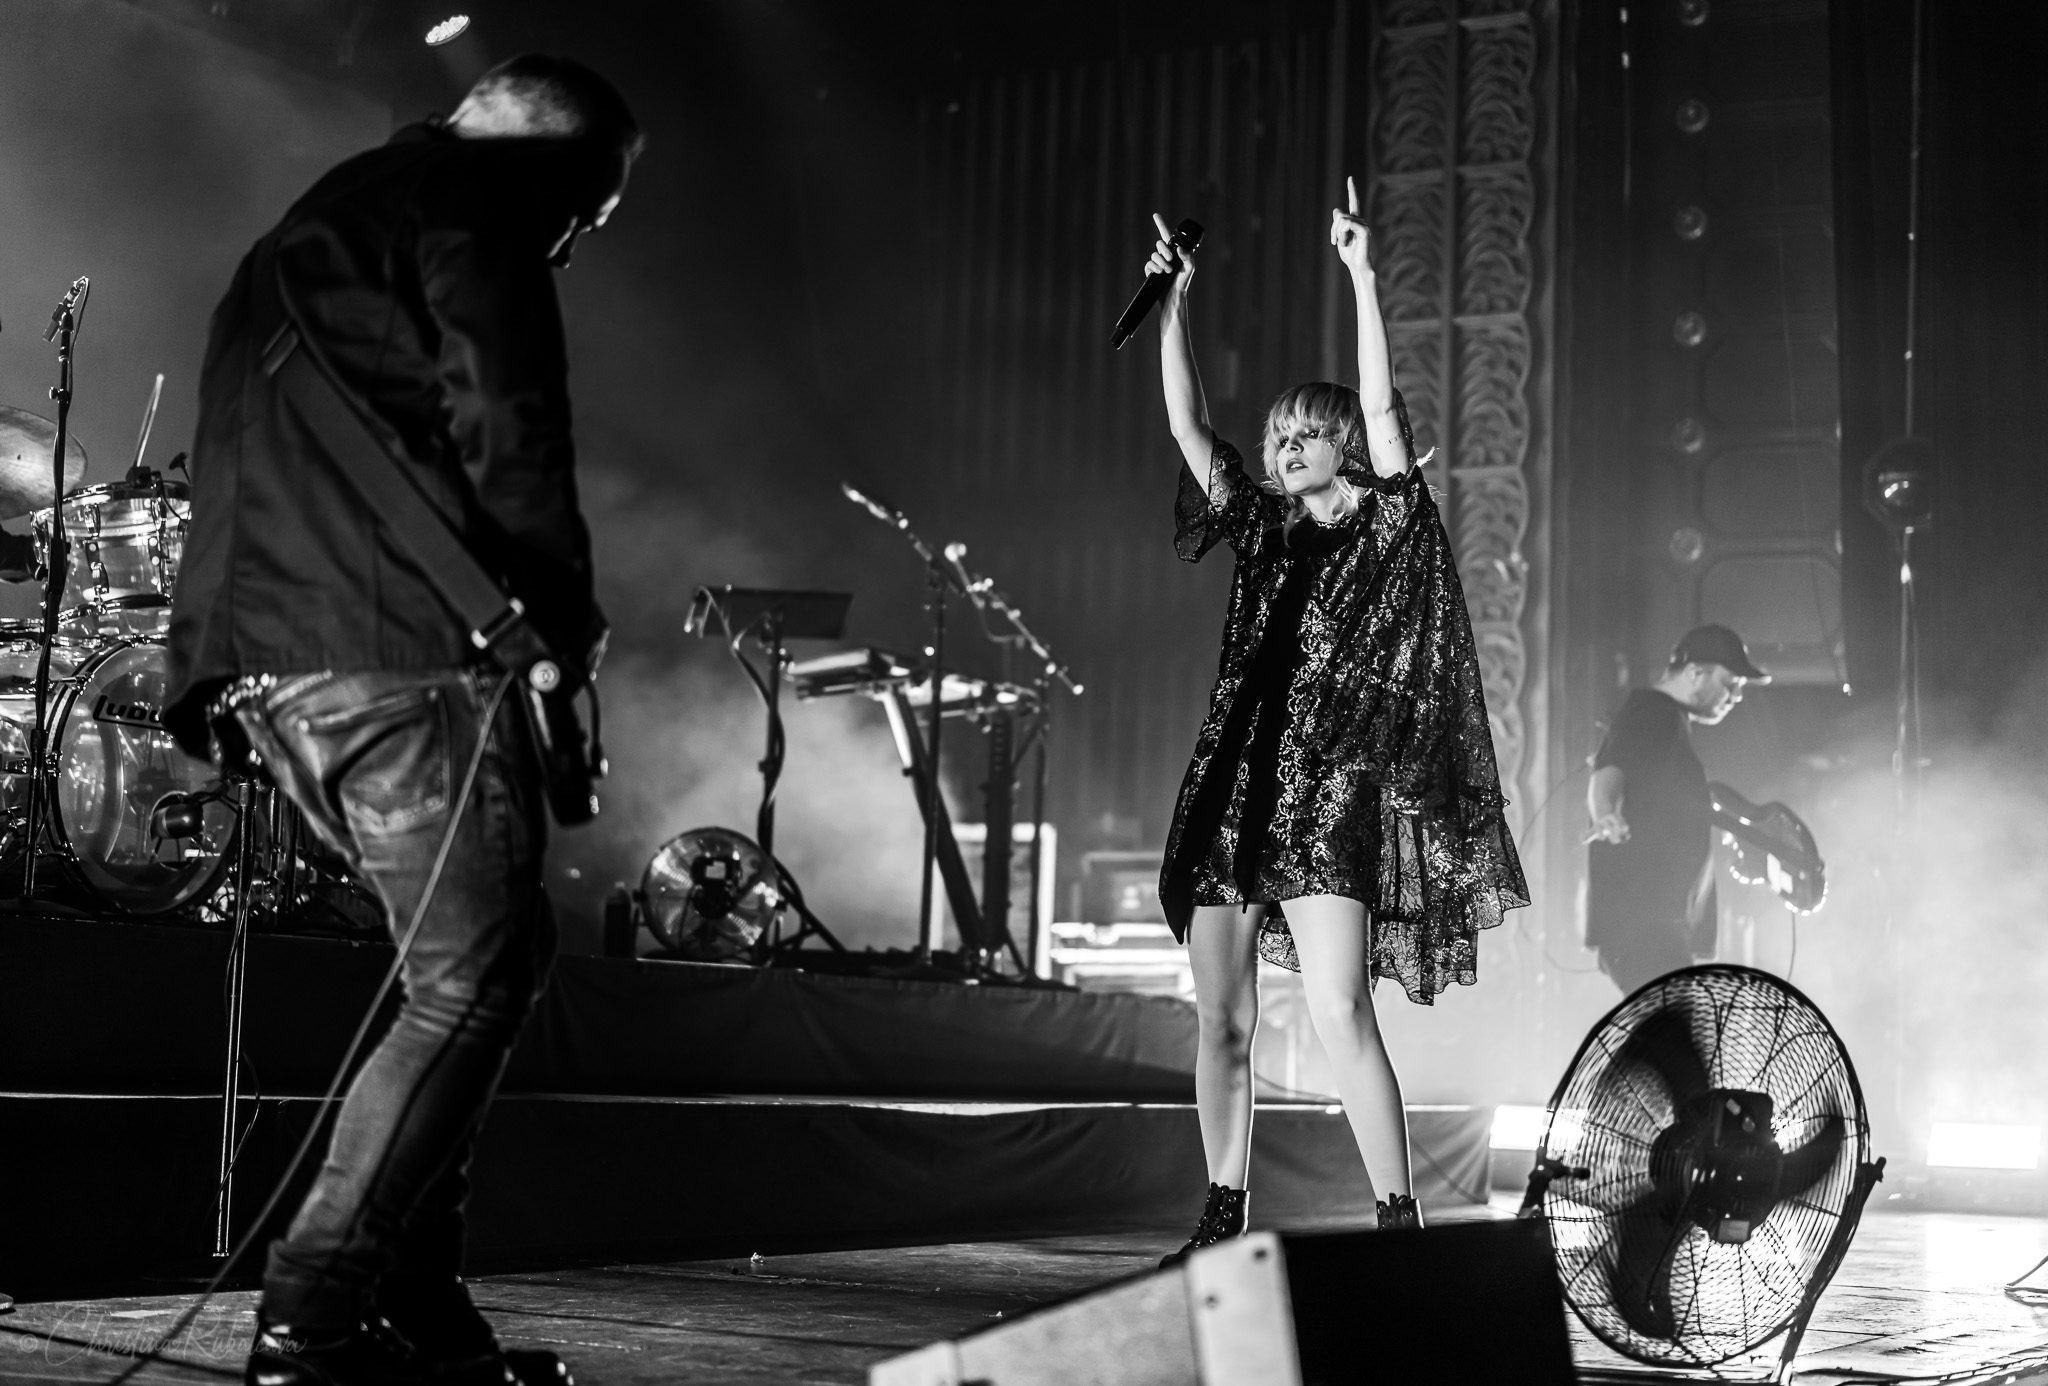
1331;176;1409;478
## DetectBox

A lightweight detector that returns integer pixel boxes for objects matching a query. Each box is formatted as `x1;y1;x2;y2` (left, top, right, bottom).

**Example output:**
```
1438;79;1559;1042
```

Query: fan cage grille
1540;965;1871;1368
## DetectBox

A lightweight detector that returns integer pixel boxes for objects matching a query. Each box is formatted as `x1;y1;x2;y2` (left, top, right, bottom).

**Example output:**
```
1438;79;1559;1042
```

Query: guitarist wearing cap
1583;624;1770;994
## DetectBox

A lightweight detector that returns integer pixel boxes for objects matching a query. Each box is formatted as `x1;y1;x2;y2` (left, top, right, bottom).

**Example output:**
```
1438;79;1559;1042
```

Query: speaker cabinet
869;1219;1574;1386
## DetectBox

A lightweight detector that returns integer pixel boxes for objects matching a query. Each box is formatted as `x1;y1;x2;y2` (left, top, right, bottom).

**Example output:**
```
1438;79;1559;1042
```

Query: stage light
1862;435;1937;532
424;13;471;45
1927;1122;2040;1171
1490;1104;1550;1150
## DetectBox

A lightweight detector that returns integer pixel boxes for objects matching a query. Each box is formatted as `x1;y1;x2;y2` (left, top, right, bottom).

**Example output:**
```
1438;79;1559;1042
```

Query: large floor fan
1524;965;1885;1379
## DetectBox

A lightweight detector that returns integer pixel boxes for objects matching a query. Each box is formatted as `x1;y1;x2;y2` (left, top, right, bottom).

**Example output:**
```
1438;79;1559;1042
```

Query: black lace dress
1157;414;1529;1004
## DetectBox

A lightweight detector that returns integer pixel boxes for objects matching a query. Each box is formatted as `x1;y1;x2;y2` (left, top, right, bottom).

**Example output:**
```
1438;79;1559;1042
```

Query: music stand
686;586;853;958
686;587;853;650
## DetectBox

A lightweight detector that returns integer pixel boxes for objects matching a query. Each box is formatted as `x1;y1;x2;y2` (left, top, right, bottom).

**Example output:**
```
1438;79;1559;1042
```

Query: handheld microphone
43;276;88;343
1109;220;1203;350
841;481;907;529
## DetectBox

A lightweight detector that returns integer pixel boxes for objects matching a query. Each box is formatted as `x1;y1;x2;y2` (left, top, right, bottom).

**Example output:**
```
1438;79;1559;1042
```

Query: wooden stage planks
1;1206;2042;1384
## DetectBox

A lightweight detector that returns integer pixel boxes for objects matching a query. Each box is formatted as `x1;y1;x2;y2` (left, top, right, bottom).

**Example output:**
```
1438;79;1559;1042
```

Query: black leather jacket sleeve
417;178;601;664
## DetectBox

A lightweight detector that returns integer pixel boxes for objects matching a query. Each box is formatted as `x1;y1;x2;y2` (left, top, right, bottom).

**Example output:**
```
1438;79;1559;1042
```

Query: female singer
1151;180;1527;1263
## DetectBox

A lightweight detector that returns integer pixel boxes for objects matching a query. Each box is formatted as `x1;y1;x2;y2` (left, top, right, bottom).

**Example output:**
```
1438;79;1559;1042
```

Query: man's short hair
466;54;645;163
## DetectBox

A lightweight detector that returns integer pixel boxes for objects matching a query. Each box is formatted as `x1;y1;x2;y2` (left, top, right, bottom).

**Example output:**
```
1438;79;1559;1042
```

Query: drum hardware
32;475;192;642
0;360;240;917
19;275;91;902
683;585;852;961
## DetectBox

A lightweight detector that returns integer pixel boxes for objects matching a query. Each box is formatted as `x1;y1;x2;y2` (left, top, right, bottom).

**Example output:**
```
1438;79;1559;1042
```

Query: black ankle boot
1159;1182;1249;1269
244;1313;434;1386
1376;1192;1422;1230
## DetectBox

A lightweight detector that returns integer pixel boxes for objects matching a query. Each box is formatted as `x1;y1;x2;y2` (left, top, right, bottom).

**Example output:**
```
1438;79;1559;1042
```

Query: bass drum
52;640;234;913
0;622;90;803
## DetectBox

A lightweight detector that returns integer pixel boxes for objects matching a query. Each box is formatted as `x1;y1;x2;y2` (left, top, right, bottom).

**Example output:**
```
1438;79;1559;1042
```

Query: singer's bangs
1260;381;1363;487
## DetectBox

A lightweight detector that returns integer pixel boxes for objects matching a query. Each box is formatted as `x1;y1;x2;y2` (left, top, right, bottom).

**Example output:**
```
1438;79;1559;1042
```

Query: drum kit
0;400;371;931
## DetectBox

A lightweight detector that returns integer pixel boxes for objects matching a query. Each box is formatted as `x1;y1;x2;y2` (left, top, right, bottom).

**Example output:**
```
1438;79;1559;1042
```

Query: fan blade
1606;1190;1685;1340
1776;1113;1847;1202
1609;1007;1713;1108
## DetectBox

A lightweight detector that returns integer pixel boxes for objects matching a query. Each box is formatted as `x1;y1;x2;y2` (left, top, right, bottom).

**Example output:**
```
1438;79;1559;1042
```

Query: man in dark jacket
1582;624;1768;994
165;55;640;1386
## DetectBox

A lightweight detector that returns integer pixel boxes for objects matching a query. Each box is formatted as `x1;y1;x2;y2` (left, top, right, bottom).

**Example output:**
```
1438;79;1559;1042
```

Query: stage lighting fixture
1927;1122;2040;1171
1489;1103;1585;1151
1489;1104;1549;1150
1861;434;1937;532
424;13;471;45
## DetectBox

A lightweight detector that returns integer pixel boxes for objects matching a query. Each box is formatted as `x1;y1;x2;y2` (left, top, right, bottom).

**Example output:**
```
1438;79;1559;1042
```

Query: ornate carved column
1367;0;1555;863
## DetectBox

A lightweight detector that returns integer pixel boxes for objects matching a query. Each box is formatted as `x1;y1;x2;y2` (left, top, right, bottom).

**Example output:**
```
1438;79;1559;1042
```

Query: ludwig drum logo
95;693;164;731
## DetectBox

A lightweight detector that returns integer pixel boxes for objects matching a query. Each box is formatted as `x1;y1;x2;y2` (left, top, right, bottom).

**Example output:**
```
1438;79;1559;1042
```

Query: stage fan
639;826;788;962
1523;965;1885;1377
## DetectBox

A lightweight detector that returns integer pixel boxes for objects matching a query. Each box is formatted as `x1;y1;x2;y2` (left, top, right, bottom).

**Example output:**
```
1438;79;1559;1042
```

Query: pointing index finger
1151;212;1173;240
1346;176;1359;215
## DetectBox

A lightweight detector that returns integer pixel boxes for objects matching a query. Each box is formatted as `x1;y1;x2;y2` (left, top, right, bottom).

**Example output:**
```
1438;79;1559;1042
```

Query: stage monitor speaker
869;1218;1574;1386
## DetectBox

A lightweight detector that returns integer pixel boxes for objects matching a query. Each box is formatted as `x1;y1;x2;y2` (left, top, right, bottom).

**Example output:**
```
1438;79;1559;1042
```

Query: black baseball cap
1671;624;1770;681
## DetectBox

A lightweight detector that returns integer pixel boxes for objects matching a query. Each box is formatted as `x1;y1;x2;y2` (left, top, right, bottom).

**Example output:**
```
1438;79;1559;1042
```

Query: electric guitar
1708;782;1826;914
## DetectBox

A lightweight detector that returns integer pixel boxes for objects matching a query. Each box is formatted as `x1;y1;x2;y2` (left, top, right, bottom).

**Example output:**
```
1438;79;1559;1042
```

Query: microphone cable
102;670;515;1386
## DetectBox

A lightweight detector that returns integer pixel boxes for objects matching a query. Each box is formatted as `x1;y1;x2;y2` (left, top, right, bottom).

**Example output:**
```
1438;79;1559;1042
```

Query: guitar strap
260;327;559;677
256;271;600;822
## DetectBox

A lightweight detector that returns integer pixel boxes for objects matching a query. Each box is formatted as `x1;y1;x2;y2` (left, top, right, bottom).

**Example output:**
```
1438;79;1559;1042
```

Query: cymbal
0;406;87;520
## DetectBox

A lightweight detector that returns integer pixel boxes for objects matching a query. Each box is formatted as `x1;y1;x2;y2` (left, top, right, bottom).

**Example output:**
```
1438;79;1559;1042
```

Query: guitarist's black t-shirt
1585;689;1716;953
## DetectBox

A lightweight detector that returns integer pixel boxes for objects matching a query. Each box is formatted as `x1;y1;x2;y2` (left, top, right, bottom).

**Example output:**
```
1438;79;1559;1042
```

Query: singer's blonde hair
1258;382;1367;525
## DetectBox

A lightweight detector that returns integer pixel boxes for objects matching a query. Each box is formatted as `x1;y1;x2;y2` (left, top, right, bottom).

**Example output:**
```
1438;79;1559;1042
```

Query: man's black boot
379;1278;571;1386
244;1313;432;1386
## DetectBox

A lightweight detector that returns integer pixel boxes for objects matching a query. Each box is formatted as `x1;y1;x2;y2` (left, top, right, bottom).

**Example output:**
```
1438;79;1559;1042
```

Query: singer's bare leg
1286;895;1411;1202
1188;902;1265;1186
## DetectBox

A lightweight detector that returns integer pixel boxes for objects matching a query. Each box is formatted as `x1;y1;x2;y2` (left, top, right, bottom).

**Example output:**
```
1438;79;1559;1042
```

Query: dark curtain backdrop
910;5;1361;862
1833;1;2048;727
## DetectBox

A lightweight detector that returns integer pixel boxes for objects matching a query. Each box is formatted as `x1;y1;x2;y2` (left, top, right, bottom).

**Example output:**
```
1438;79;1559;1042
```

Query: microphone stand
843;487;976;967
22;278;87;900
919;561;948;963
944;548;1082;980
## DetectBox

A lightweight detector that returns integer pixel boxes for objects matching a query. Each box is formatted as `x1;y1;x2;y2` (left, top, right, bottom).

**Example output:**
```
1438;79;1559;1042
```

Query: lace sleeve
1174;435;1269;562
1363;464;1421;560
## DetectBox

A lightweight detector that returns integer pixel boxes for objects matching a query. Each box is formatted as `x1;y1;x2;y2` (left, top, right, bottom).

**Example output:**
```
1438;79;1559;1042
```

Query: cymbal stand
21;277;88;900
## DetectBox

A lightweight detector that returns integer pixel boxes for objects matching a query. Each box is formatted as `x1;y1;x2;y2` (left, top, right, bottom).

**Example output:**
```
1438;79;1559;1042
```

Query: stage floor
4;1205;2043;1384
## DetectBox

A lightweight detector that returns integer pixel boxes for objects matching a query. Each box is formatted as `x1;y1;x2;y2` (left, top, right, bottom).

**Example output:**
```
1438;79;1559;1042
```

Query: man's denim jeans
234;666;554;1330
